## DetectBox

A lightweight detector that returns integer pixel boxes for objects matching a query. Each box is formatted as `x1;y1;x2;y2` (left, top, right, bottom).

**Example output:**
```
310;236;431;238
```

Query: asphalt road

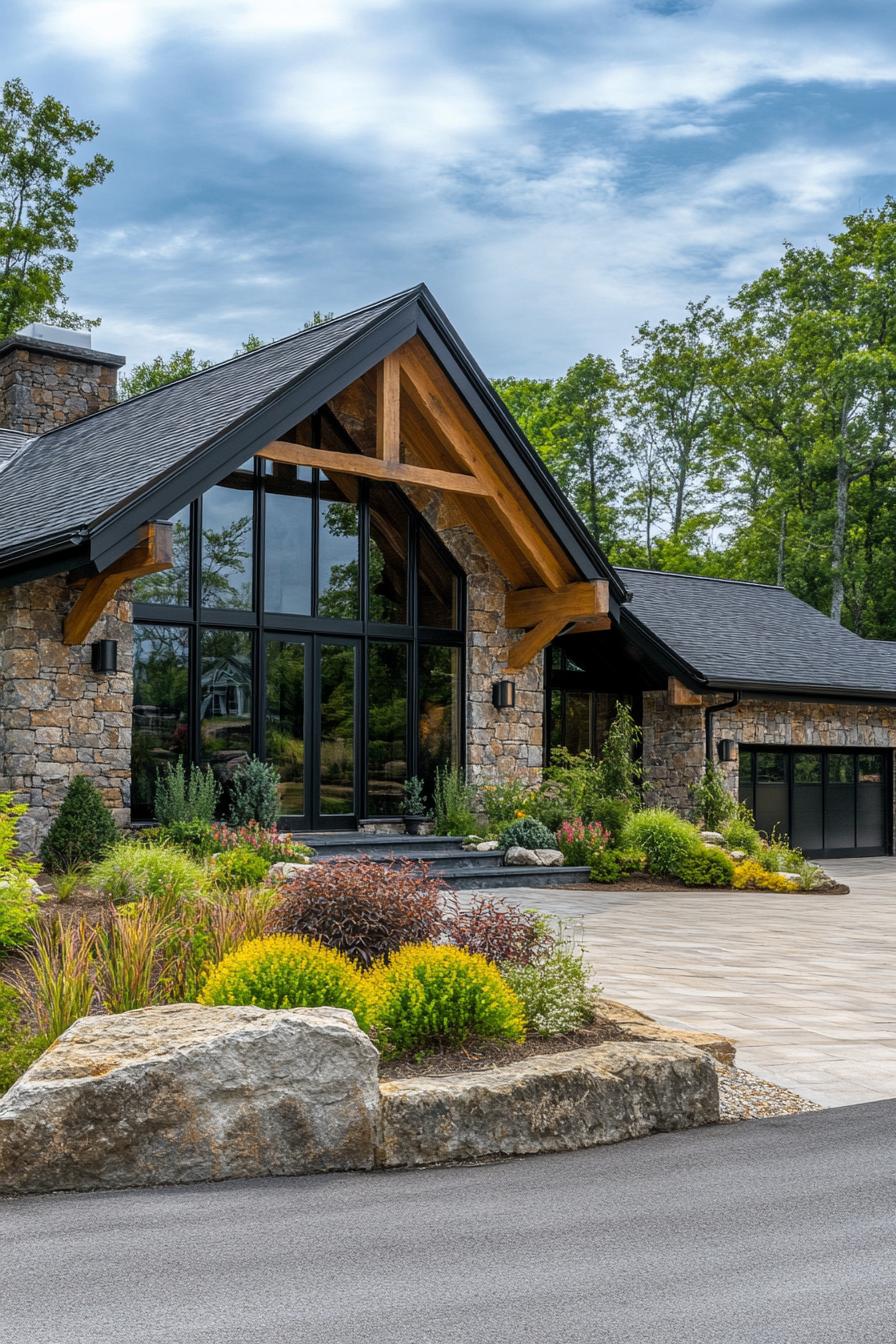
2;1102;894;1344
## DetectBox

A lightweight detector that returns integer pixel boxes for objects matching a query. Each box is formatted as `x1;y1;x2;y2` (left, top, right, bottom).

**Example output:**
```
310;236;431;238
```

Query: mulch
378;1018;622;1079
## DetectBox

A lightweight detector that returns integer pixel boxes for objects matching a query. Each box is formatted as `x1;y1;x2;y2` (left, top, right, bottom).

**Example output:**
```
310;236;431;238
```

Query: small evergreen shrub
400;777;430;817
587;797;630;845
158;819;217;859
620;808;700;876
442;893;554;966
501;939;596;1036
732;859;800;892
270;858;444;967
589;848;646;883
593;701;642;804
154;760;220;827
499;817;557;852
228;756;281;828
208;846;271;892
199;934;371;1028
555;818;609;866
89;840;207;906
690;761;736;832
367;943;525;1058
432;766;477;836
675;846;735;888
39;776;118;872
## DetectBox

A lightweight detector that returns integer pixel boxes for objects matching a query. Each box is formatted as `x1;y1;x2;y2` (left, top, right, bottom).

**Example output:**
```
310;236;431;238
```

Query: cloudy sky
6;0;896;376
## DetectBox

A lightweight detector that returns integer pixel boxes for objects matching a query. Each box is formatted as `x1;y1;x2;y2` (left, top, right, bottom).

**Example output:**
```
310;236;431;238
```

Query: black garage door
738;747;891;858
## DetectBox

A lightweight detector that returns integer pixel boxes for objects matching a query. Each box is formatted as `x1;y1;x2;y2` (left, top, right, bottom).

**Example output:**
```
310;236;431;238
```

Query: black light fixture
716;737;737;763
91;639;118;675
492;678;516;710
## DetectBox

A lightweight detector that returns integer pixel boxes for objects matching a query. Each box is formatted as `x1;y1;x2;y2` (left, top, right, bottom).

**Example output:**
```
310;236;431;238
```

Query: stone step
435;864;590;890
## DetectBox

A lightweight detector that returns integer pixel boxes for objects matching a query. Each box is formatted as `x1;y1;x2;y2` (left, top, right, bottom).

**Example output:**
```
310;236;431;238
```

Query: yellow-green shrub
198;934;371;1028
367;943;525;1058
732;859;799;893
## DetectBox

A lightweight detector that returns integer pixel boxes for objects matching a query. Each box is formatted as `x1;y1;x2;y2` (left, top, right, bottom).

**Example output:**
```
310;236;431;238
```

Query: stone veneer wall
0;340;122;435
0;576;134;851
642;689;896;847
420;497;544;797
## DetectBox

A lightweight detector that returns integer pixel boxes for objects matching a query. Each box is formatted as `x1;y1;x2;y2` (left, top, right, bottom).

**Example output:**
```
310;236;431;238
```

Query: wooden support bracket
505;579;609;630
504;614;571;673
376;353;401;462
63;522;173;646
667;676;704;707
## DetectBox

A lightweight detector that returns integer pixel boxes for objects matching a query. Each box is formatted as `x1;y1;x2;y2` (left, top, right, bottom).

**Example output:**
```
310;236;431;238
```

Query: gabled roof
0;285;625;603
618;567;896;700
0;427;32;472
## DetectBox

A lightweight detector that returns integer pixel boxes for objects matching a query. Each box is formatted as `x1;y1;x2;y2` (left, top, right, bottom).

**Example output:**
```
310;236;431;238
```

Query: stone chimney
0;323;126;434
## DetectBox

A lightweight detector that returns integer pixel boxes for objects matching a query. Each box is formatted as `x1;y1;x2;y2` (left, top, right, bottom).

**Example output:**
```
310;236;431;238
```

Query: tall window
132;436;464;823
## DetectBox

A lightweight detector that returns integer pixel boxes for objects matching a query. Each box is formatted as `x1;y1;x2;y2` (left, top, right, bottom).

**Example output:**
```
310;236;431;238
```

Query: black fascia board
85;298;421;573
618;608;707;689
698;677;896;704
413;288;628;603
0;539;91;590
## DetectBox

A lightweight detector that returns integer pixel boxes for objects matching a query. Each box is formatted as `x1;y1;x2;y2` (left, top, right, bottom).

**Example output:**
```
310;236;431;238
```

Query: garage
738;746;891;858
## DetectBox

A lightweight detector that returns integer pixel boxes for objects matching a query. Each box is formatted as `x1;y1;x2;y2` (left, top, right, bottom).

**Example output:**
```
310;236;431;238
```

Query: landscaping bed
379;1019;622;1078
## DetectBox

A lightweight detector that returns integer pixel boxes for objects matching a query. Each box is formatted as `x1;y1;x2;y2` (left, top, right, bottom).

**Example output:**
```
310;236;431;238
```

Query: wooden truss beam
64;522;173;646
397;340;572;591
667;675;704;707
376;353;401;462
505;614;571;673
258;440;488;495
505;579;609;630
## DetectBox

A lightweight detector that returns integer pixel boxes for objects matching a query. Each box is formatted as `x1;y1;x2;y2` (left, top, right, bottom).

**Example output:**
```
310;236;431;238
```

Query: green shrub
587;796;631;845
536;749;600;829
367;943;525;1058
210;822;312;865
675;846;735;888
690;761;736;831
432;766;477;836
0;872;45;951
154;760;220;826
158;819;217;859
400;777;430;817
198;934;371;1029
593;700;642;804
228;757;281;828
208;846;271;892
39;776;118;872
499;817;557;851
500;936;596;1036
0;982;48;1096
720;815;762;857
589;848;646;883
620;808;700;876
89;840;206;906
480;780;532;833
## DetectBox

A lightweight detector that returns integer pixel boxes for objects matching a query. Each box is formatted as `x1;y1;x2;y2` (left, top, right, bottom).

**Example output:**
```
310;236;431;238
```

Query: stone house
1;289;894;858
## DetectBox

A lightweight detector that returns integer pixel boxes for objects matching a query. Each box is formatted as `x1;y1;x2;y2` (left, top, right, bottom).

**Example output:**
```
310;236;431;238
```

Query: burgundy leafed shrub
442;892;554;967
268;858;445;967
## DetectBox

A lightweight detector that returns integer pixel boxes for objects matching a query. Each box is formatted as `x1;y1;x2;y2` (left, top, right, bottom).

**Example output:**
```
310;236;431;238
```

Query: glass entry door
265;635;359;830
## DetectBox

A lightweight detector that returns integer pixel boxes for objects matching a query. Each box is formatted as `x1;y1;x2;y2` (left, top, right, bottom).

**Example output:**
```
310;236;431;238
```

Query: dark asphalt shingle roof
0;428;32;471
0;289;415;564
619;567;896;698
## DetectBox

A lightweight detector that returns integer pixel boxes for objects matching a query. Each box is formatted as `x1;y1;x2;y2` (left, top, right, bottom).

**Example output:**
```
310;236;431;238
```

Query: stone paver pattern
498;858;896;1108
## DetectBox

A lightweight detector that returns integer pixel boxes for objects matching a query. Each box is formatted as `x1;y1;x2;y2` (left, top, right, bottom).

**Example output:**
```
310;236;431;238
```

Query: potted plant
400;777;430;836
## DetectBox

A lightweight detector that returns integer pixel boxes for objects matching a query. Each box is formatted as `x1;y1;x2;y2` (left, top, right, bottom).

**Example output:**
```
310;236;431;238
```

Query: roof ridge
618;566;786;592
31;285;423;443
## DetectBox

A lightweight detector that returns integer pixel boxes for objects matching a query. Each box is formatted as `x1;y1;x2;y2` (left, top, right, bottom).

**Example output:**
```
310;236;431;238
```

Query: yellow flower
514;809;526;818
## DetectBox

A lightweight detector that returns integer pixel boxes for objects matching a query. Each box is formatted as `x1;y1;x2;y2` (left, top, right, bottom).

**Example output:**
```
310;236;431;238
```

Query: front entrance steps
290;832;590;890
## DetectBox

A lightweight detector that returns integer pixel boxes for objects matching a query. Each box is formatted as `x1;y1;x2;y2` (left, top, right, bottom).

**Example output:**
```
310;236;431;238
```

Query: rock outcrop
0;1003;380;1196
378;1040;718;1167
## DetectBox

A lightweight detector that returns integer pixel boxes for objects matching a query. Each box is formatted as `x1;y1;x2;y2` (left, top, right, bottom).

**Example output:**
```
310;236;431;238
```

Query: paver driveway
500;858;896;1107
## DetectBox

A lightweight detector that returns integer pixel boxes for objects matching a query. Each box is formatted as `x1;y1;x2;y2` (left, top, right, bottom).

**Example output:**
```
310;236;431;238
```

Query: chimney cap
18;322;93;349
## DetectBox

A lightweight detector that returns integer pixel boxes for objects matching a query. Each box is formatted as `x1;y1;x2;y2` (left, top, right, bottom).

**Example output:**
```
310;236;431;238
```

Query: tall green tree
0;78;112;337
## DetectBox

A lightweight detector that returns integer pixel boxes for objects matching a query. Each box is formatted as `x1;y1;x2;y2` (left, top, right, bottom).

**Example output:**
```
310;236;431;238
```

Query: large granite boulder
378;1040;718;1167
0;1003;380;1196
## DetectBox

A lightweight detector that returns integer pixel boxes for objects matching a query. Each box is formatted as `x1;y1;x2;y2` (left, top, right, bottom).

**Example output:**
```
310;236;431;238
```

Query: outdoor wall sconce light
91;639;118;675
492;678;516;710
716;738;737;763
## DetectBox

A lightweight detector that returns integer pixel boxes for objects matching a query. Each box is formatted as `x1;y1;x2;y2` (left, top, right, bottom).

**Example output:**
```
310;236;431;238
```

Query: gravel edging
714;1061;822;1122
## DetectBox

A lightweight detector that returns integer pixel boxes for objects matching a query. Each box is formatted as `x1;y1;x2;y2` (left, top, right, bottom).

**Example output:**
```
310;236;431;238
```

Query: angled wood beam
667;676;704;707
397;340;572;590
504;613;571;673
258;441;488;495
505;579;609;630
64;522;173;646
564;616;612;636
376;353;401;462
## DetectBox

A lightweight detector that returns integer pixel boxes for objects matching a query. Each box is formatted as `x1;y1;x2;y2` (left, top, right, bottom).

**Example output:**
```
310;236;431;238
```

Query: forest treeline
495;200;896;640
